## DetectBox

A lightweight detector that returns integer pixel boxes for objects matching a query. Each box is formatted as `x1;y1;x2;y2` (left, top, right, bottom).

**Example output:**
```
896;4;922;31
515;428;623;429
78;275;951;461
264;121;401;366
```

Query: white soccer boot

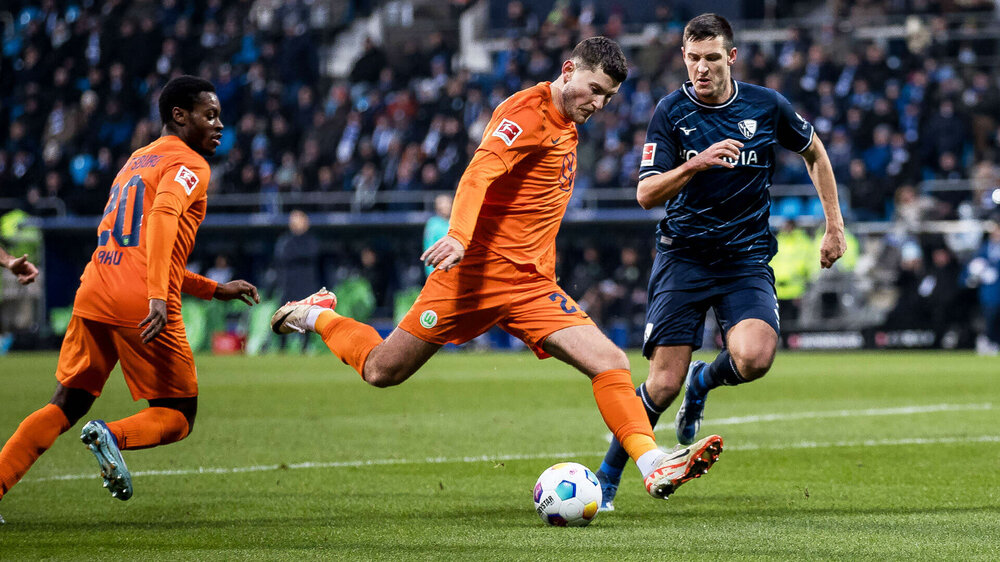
644;434;723;499
270;288;338;334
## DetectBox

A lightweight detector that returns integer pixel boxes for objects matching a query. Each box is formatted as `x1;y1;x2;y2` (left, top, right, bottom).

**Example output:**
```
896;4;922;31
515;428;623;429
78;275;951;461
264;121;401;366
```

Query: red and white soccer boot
644;434;723;499
270;288;338;334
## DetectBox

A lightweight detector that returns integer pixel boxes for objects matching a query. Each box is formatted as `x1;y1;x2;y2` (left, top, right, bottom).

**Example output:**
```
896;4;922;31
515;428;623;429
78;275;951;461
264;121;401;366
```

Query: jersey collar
682;79;739;109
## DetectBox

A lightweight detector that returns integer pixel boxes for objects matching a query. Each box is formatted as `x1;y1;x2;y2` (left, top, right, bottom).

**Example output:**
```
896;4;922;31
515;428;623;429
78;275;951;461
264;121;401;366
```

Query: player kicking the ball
595;14;846;510
0;76;259;517
272;37;722;502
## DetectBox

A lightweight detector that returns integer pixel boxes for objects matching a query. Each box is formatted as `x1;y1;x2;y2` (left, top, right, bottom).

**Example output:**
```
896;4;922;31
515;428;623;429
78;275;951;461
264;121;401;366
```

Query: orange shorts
55;315;198;400
398;245;595;358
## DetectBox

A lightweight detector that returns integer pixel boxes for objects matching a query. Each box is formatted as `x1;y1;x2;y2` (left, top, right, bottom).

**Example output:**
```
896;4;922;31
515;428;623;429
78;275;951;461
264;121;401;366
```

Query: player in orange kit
0;76;259;514
271;38;723;502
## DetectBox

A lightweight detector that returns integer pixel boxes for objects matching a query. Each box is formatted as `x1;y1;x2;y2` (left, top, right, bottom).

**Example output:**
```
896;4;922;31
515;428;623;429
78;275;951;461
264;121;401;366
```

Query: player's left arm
0;245;39;285
141;159;209;342
800;134;846;269
180;270;260;305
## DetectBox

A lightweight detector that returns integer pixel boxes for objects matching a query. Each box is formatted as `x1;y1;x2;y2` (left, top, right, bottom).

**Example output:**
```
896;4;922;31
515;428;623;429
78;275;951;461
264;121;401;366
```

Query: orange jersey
73;136;215;327
447;82;577;279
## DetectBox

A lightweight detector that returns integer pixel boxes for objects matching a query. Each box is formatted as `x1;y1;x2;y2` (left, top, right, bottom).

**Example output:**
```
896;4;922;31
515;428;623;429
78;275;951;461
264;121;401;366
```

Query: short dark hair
683;13;734;51
571;36;628;84
158;75;216;125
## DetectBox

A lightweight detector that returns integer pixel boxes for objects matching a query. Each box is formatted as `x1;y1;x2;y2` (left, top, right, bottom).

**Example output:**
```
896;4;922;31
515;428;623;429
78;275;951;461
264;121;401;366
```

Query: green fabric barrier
245;298;280;356
333;277;375;323
394;287;421;325
181;298;209;352
49;307;74;337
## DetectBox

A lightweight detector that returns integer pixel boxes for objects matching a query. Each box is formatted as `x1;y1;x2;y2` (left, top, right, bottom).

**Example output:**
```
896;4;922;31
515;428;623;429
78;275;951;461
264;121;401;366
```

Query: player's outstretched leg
643;434;723;499
273;287;441;387
675;360;709;445
80;420;132;500
271;287;380;374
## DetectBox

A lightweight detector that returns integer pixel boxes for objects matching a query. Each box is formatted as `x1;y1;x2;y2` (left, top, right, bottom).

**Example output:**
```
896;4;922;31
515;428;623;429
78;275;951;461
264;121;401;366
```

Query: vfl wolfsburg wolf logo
419;310;438;329
738;119;757;139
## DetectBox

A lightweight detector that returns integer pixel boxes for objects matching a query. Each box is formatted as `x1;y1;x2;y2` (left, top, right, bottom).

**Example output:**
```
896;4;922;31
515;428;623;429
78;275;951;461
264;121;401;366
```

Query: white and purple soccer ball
533;462;601;527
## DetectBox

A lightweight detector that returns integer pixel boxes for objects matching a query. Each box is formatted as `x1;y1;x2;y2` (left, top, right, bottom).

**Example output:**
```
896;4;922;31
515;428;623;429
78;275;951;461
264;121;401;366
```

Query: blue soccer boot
675;360;709;446
81;420;133;500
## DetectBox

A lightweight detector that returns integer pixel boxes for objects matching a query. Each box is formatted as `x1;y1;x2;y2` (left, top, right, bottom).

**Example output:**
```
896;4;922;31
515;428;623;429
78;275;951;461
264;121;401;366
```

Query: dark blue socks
689;350;747;395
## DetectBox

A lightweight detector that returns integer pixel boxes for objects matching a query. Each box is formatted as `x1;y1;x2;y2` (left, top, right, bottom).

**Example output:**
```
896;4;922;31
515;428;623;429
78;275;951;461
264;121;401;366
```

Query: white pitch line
25;434;1000;484
707;403;993;426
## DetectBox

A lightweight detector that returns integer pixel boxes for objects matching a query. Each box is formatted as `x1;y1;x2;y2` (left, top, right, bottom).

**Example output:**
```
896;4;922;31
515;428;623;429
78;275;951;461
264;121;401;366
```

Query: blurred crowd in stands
1;0;999;351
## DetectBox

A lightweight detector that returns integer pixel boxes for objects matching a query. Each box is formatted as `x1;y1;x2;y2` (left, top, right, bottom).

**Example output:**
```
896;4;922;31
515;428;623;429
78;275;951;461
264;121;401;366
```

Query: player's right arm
421;150;507;271
635;98;743;209
423;101;544;271
636;140;743;209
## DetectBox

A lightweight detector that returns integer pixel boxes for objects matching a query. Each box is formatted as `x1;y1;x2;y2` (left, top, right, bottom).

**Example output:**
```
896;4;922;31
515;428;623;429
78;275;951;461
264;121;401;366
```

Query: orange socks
106;407;190;450
0;404;71;498
591;369;659;462
315;310;382;377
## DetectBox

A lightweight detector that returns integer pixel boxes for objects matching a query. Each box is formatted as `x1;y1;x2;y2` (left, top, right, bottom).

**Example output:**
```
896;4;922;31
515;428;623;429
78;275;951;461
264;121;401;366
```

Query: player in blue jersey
595;14;846;510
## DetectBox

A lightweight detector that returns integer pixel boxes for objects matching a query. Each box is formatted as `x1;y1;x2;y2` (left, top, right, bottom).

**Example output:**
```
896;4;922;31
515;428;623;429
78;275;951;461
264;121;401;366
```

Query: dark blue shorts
642;252;780;357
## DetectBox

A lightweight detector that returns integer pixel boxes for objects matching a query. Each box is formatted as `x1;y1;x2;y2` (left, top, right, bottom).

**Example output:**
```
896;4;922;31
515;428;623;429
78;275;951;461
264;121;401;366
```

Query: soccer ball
533;462;601;527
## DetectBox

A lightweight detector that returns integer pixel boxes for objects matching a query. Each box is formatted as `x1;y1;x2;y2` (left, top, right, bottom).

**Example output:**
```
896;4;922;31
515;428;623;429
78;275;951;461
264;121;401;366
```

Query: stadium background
2;0;999;355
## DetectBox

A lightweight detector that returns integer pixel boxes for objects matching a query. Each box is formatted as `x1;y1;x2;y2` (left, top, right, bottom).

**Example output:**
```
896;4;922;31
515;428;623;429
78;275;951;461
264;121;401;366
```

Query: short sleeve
478;105;547;171
774;92;814;153
638;98;679;179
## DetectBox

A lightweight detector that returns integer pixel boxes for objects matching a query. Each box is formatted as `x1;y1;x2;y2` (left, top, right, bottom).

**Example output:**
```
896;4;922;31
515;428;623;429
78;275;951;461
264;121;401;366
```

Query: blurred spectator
206;255;235;285
350;37;389;85
772;219;814;324
848;159;890;221
606;246;647;346
892;184;939;231
273;210;321;305
567;246;607;324
358;246;394;310
963;218;1000;354
423;194;453;276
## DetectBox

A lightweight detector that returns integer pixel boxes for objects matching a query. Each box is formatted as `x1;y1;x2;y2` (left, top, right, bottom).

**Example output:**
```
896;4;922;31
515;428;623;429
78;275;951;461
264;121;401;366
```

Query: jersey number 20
98;174;145;248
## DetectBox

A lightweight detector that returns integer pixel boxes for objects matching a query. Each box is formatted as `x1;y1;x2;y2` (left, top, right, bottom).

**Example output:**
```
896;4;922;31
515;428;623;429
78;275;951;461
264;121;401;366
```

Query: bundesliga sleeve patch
491;118;523;147
174;165;200;195
641;143;657;166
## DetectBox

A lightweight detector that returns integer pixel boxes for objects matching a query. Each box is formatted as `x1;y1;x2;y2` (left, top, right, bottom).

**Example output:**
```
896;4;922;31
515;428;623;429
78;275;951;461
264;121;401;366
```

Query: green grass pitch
0;350;997;560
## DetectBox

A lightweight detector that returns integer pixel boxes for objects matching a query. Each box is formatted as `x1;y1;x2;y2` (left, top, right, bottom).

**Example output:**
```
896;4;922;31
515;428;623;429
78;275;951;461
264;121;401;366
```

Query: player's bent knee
362;365;408;388
593;345;629;372
49;385;96;425
733;350;774;380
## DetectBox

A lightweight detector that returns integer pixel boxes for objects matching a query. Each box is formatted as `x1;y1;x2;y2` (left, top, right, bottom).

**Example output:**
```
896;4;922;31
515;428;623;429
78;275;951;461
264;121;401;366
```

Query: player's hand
139;298;168;343
6;254;39;285
214;280;260;306
686;139;744;171
819;227;846;269
421;235;465;272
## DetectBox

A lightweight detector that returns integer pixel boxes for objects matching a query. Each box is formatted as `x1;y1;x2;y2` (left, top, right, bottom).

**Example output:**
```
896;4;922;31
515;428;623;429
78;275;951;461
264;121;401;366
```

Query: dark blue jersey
639;80;814;267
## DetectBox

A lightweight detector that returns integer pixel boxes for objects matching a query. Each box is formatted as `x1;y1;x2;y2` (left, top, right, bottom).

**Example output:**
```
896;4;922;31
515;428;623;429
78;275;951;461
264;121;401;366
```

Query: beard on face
560;87;589;124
